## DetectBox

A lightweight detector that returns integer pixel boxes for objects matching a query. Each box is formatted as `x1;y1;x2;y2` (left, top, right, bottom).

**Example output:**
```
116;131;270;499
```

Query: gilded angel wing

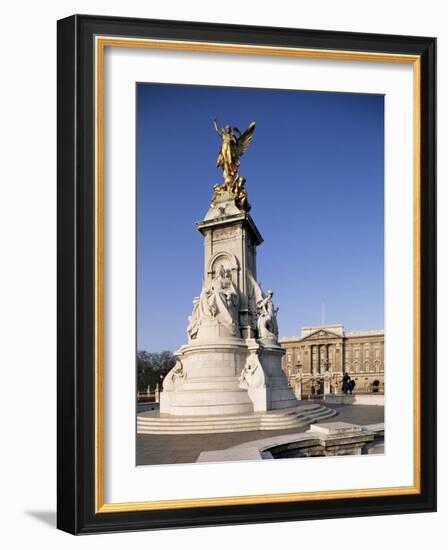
235;121;256;157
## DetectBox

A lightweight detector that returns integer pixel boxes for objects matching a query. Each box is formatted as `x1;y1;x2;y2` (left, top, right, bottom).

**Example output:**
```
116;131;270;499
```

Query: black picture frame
57;14;436;534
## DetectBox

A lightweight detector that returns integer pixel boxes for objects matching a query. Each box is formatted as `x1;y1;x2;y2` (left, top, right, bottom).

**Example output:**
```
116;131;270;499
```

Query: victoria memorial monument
140;119;337;434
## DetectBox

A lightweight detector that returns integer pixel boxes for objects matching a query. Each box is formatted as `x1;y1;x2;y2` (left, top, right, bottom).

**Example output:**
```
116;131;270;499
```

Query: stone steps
259;409;336;428
138;404;322;424
137;404;337;434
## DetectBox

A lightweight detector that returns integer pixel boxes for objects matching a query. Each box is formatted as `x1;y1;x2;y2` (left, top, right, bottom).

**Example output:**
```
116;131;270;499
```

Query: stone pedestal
160;191;297;416
160;337;253;416
196;191;263;341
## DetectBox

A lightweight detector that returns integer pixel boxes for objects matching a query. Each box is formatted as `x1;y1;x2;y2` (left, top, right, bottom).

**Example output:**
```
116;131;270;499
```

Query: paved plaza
136;403;384;466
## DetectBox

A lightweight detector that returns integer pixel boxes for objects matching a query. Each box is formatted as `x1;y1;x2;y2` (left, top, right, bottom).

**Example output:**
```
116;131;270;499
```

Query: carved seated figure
239;354;266;390
163;361;186;392
190;264;241;338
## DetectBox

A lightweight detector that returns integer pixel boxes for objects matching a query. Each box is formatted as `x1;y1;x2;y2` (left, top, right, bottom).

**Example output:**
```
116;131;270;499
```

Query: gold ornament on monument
211;117;256;212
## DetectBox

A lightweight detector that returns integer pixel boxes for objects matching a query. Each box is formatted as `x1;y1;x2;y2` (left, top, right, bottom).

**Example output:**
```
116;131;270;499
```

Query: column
310;345;314;373
338;342;343;373
317;345;320;374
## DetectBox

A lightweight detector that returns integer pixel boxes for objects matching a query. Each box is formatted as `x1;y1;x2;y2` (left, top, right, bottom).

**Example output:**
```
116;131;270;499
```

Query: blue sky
136;83;384;352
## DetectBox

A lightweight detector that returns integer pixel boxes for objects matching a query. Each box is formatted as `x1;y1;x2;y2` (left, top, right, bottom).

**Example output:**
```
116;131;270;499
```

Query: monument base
254;341;297;410
160;336;297;416
138;403;338;434
160;337;252;416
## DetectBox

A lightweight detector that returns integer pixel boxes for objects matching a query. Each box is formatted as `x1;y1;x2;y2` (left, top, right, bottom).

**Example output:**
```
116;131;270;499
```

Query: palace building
279;324;384;398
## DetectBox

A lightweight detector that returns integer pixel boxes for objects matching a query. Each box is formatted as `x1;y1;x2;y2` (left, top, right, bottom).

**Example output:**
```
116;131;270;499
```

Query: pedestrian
342;372;351;394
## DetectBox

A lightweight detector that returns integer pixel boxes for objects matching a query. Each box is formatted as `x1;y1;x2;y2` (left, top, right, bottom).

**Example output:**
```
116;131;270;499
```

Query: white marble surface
161;203;297;416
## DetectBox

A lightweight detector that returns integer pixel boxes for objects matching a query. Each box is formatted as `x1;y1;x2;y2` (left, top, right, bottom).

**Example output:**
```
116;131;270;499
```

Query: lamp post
295;361;303;400
322;358;332;396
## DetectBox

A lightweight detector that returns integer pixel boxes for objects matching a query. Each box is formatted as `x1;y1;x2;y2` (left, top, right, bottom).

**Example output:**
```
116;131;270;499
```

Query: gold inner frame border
94;35;421;514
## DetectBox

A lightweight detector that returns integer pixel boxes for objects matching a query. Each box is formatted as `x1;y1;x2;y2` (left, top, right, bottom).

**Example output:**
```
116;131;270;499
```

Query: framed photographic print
57;14;436;534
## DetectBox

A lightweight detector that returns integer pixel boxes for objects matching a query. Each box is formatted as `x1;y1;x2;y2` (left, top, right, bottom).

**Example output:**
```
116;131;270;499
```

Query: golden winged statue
212;118;256;212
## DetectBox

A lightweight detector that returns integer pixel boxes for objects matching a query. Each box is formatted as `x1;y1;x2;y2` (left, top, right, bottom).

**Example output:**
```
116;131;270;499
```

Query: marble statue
162;361;186;392
192;264;240;337
257;290;279;340
239;354;266;390
187;297;200;340
246;271;280;341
